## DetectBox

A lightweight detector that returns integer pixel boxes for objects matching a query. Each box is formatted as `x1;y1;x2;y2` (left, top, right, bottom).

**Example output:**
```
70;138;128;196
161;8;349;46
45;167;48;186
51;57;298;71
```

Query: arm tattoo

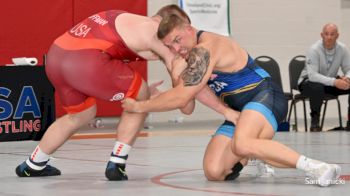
181;47;210;86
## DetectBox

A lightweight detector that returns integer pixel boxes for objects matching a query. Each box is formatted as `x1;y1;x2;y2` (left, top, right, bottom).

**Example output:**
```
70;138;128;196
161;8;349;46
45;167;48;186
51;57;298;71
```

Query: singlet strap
196;30;205;43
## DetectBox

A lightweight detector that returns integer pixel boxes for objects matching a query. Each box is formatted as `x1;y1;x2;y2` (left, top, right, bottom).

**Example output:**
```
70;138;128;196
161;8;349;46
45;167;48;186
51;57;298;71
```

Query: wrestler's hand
223;108;240;125
121;98;142;113
149;80;164;99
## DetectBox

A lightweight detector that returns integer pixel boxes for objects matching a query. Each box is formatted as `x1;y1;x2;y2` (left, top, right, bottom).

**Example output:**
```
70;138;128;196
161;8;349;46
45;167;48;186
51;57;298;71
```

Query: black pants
299;80;350;118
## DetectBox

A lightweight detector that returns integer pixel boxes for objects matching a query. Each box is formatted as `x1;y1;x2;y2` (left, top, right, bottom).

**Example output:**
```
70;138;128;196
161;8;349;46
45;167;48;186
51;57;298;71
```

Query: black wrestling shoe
225;162;243;181
15;161;61;177
105;161;128;181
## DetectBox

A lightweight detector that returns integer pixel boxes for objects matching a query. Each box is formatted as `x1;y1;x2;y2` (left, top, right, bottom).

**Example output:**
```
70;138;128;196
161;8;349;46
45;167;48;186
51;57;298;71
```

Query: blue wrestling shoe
105;161;128;181
15;160;61;177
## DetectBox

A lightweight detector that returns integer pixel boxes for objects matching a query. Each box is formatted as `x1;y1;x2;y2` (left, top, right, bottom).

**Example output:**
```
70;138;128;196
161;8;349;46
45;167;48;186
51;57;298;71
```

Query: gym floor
0;119;349;196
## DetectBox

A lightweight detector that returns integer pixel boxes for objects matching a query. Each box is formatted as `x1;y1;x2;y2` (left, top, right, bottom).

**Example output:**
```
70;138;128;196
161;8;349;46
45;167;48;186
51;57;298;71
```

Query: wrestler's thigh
235;109;274;139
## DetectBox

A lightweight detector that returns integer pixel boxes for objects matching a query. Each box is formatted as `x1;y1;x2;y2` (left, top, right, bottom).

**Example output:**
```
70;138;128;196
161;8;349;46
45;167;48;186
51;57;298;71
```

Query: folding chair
287;55;343;131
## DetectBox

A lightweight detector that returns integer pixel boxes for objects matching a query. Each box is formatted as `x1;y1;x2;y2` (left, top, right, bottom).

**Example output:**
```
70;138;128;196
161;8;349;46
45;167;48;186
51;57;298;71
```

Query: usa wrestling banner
179;0;231;36
0;66;55;141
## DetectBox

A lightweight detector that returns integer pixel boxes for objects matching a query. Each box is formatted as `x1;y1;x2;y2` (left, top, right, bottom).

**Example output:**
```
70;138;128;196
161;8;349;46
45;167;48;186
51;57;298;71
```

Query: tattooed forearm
181;47;210;86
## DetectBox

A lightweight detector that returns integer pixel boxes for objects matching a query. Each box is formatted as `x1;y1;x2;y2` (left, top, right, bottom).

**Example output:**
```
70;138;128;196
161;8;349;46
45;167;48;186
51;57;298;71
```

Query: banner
179;0;230;36
0;66;55;141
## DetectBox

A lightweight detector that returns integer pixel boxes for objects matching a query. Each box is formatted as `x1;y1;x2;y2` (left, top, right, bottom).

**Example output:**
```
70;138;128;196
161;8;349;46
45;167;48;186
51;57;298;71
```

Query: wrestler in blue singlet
207;55;288;138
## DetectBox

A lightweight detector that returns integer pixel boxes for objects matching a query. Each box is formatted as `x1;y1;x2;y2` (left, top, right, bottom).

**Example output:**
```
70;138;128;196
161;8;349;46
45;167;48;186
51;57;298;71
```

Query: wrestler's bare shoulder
196;34;247;72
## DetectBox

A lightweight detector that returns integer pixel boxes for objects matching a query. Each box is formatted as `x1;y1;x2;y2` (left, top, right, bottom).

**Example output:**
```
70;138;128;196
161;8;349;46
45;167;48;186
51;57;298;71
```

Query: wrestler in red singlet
46;10;144;114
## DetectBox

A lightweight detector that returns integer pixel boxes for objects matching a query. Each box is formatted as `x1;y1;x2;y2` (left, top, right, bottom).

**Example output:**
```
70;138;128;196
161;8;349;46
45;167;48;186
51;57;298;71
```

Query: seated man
122;14;341;187
298;23;350;131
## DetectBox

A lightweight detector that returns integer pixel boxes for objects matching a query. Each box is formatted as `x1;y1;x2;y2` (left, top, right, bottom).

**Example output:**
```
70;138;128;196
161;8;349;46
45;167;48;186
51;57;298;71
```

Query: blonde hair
156;4;190;23
157;14;186;39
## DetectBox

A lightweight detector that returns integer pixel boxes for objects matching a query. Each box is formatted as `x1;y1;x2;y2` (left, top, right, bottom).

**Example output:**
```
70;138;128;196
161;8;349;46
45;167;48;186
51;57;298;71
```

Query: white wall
147;0;350;123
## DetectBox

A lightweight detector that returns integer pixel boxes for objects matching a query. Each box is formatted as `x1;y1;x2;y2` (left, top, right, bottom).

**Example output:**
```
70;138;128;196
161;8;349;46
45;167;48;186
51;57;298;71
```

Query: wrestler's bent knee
204;166;226;181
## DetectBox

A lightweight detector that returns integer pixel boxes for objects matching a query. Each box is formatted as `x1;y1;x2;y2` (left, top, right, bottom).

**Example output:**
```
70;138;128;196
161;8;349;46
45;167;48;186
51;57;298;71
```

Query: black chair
254;56;294;127
287;55;308;131
287;55;343;131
